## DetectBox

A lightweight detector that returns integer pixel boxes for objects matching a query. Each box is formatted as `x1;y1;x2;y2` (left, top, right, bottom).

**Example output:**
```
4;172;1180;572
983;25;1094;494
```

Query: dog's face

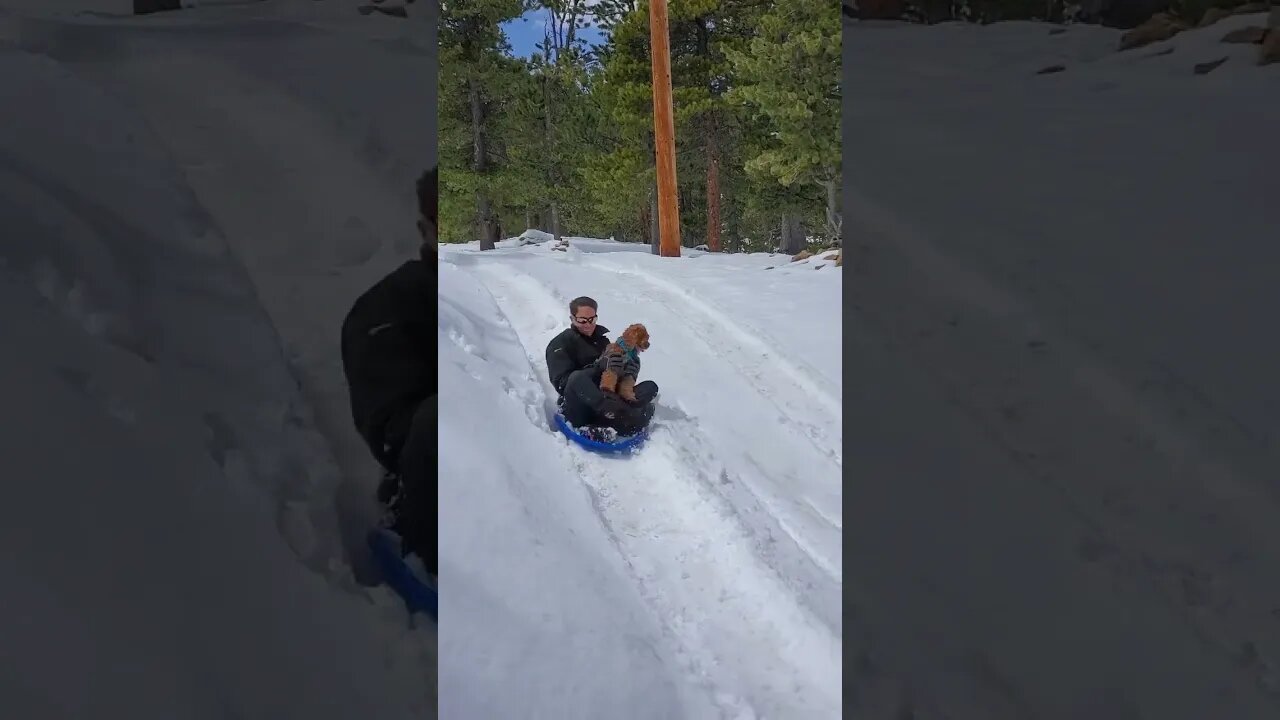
621;323;650;351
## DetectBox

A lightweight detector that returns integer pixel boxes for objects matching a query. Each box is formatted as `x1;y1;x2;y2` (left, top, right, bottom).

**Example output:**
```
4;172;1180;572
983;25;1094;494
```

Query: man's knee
397;395;434;479
633;380;659;405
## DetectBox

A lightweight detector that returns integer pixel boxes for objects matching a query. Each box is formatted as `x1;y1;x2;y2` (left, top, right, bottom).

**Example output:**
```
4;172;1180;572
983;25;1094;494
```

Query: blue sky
501;7;608;59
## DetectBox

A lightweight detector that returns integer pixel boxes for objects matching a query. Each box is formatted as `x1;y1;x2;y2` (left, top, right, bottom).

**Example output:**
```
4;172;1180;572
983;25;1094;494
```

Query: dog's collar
615;338;639;360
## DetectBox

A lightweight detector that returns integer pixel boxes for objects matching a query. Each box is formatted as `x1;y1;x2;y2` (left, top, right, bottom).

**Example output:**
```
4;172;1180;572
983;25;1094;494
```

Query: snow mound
438;237;842;718
0;35;429;720
437;261;705;719
844;14;1280;719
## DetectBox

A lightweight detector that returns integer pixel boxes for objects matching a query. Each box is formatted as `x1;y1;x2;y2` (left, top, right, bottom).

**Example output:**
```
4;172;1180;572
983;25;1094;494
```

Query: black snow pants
392;396;435;574
561;365;658;437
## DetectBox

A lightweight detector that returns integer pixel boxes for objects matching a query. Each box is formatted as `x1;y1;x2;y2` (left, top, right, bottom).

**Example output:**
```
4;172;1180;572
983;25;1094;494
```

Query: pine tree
582;1;659;246
438;0;840;257
439;0;530;249
725;0;841;246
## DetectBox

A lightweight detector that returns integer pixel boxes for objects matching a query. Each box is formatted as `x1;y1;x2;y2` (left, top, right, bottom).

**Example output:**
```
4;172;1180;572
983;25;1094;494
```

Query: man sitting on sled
340;168;434;577
544;295;658;439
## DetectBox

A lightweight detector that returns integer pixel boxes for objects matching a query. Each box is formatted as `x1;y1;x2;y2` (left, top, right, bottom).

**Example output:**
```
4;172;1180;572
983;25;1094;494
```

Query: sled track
588;258;841;468
470;259;842;580
471;257;844;590
542;256;844;586
465;258;843;719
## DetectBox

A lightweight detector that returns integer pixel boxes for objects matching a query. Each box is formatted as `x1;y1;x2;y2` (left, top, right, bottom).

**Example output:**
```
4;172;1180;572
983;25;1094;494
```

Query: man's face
571;306;597;336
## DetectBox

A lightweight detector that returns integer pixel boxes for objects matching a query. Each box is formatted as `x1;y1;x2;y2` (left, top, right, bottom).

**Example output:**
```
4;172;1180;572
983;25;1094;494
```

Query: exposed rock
853;0;905;20
1078;0;1173;29
1076;0;1269;29
1119;12;1187;51
1222;26;1269;43
1193;56;1229;74
134;0;181;14
1232;2;1272;17
358;4;408;18
1261;27;1280;64
1198;7;1231;27
791;250;814;262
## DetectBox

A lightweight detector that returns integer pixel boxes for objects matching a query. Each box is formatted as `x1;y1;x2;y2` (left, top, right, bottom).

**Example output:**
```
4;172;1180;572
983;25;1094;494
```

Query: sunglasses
573;315;597;325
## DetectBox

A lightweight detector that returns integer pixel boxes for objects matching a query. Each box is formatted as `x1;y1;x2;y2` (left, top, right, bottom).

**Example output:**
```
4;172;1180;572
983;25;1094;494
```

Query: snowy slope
1;3;434;718
438;238;843;719
846;15;1280;719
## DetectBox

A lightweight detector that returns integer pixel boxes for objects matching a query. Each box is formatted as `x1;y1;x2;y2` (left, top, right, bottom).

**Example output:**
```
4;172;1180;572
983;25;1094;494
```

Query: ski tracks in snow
597;259;841;467
454;253;843;720
577;255;844;591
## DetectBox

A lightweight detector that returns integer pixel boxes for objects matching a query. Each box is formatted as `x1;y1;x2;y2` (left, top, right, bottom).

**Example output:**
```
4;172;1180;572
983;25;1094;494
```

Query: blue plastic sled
368;527;437;620
553;412;649;454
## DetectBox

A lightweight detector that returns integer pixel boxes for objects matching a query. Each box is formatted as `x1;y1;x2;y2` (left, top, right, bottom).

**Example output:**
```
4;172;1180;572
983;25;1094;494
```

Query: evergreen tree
439;0;530;249
725;0;842;244
437;0;841;257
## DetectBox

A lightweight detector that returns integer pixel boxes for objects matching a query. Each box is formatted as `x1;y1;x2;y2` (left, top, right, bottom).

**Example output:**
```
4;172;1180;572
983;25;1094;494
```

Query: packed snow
846;14;1280;720
438;235;843;719
1;1;434;718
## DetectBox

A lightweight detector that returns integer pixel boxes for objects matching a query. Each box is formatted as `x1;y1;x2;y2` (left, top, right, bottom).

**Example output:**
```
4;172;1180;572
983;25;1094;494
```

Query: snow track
592;259;842;466
450;247;843;719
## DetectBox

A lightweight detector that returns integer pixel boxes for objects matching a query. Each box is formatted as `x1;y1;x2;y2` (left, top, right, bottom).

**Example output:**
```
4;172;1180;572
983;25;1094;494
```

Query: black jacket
545;324;610;396
341;259;432;473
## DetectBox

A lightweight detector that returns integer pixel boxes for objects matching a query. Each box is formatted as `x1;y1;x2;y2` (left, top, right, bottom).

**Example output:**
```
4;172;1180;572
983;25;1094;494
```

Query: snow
1;2;433;718
846;15;1280;719
438;238;843;718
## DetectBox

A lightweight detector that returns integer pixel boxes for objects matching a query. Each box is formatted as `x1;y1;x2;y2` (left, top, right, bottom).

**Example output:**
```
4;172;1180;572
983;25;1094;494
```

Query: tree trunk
779;214;805;255
822;178;841;246
469;76;496;251
543;73;562;244
705;121;722;252
650;184;660;255
696;16;722;253
649;0;682;257
477;195;497;250
1046;0;1064;23
724;206;739;254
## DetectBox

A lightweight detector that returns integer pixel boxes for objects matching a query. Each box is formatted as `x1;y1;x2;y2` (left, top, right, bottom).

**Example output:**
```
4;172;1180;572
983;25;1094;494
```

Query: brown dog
599;323;650;402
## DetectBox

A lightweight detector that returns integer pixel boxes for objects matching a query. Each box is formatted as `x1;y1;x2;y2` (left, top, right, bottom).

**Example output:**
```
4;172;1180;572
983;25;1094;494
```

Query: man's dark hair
569;296;597;315
417;166;436;224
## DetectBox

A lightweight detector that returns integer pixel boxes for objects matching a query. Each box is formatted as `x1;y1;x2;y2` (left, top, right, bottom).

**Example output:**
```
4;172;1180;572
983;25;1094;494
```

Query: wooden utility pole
649;0;682;257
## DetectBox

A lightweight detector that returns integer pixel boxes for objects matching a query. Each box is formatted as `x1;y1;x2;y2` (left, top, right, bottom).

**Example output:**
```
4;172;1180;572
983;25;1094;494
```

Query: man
545;296;658;436
545;296;610;397
340;167;435;574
